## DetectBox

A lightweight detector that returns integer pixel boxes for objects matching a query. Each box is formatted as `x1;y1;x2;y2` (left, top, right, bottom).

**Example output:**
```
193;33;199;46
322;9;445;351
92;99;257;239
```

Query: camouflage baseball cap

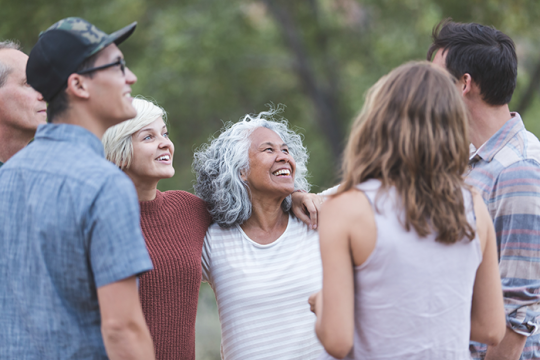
26;17;136;102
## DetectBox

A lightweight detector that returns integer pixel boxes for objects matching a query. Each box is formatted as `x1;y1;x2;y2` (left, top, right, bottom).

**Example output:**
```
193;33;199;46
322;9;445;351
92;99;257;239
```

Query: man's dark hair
427;19;517;106
46;52;99;123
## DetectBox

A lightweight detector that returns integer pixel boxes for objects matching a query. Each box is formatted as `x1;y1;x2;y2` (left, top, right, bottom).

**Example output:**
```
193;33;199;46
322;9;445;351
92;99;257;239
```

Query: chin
160;169;175;179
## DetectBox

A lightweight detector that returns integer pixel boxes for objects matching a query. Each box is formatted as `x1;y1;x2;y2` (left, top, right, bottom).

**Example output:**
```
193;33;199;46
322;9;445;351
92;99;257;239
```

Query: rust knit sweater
138;190;212;360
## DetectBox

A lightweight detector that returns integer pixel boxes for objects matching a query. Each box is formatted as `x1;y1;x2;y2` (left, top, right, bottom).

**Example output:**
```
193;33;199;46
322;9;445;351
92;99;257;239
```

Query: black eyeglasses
77;58;126;75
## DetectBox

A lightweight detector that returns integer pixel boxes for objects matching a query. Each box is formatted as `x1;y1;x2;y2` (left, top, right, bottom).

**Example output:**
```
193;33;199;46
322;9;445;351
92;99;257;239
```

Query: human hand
308;290;322;315
291;192;323;230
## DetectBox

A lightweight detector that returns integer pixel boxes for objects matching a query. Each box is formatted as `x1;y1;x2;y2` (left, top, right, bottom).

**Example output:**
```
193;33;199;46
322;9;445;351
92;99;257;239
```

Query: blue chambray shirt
0;124;153;359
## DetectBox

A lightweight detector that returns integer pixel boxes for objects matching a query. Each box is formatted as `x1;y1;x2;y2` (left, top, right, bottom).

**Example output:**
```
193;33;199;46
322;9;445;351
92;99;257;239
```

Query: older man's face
0;49;47;132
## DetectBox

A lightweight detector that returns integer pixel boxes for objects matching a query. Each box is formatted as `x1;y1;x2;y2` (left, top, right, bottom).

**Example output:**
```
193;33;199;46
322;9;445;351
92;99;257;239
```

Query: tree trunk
262;0;344;163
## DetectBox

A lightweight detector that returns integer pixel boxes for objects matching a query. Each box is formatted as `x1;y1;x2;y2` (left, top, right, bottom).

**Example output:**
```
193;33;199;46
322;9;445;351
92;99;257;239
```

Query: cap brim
110;21;137;46
88;21;137;56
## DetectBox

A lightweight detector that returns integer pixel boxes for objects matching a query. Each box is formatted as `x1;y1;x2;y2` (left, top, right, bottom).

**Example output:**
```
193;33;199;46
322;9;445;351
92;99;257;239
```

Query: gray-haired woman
193;109;324;360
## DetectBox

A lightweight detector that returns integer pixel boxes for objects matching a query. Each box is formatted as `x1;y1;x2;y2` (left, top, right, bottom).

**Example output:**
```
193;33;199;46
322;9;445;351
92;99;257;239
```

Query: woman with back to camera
309;62;506;359
193;109;324;360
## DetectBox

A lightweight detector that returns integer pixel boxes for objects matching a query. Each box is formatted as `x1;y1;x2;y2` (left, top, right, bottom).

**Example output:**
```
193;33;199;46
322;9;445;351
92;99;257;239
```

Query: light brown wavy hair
340;61;474;244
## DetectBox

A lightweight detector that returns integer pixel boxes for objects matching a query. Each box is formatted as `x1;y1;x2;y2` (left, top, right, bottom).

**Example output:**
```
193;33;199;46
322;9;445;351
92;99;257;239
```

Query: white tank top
321;179;481;360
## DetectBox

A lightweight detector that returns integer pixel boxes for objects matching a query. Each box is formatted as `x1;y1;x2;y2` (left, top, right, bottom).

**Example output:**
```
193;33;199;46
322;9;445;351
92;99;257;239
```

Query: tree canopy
2;0;540;191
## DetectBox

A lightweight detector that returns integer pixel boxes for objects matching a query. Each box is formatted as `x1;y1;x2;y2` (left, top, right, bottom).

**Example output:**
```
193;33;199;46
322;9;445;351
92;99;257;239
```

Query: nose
158;134;175;154
125;67;137;85
276;151;289;163
35;89;44;102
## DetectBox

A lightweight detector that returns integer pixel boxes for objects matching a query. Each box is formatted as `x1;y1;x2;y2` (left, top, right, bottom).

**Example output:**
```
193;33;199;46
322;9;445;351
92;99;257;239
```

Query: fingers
307;195;324;230
291;193;324;230
294;206;312;227
308;291;322;314
303;200;318;230
308;292;317;313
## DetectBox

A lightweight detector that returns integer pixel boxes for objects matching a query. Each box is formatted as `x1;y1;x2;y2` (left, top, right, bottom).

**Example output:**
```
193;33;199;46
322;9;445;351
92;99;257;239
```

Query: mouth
155;154;171;162
272;169;291;177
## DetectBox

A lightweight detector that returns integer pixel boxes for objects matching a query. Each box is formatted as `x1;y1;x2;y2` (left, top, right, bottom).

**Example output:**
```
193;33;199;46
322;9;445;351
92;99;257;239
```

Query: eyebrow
139;125;167;133
259;142;288;148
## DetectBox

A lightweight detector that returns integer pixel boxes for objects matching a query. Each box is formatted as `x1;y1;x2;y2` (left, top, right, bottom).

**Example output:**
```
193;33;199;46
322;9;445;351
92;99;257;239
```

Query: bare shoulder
321;188;376;266
321;188;372;222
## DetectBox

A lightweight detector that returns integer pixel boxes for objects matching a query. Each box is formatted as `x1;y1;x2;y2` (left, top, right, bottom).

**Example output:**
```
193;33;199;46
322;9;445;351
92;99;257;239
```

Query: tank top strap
355;178;383;205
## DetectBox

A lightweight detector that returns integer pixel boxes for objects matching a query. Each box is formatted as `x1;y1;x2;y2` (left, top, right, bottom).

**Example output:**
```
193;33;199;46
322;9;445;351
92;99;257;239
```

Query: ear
65;73;90;100
458;73;473;97
240;169;248;182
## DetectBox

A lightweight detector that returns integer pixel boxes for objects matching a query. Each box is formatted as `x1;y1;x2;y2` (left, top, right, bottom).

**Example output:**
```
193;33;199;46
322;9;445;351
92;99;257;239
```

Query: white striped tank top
202;214;323;360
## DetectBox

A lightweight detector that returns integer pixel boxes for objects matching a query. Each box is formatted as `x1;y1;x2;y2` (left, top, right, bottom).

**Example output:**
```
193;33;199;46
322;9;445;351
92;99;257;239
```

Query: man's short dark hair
427;19;517;106
0;41;21;88
46;52;98;123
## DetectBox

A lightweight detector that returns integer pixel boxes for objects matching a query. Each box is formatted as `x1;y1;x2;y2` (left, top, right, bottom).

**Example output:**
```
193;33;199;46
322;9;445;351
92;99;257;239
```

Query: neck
241;192;289;245
126;173;159;202
54;105;109;140
468;102;512;149
0;124;34;162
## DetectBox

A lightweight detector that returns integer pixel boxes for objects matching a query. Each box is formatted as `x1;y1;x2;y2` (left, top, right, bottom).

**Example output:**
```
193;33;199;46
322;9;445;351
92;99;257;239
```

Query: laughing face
124;116;175;182
241;127;296;199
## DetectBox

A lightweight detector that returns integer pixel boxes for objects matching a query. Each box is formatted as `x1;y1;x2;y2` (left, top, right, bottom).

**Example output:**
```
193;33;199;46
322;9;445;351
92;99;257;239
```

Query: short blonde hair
102;96;167;169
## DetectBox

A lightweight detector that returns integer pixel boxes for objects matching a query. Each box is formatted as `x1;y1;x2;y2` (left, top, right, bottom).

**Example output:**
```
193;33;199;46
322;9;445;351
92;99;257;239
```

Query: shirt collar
470;112;524;163
35;123;105;157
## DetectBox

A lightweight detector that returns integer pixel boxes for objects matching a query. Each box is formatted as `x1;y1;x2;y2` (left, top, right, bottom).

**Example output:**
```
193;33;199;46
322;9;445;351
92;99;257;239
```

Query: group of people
0;14;538;360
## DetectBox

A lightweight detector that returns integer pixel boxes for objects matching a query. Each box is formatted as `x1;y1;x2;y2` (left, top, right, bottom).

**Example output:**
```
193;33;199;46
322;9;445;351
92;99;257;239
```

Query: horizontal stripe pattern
202;215;323;360
467;113;540;360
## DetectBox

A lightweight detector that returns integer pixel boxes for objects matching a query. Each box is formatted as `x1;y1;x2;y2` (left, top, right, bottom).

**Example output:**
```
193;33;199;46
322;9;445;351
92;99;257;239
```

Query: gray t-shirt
0;124;153;359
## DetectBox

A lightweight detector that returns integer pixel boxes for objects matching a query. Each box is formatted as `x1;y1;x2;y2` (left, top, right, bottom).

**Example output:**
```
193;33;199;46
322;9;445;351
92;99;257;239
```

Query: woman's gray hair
193;108;310;228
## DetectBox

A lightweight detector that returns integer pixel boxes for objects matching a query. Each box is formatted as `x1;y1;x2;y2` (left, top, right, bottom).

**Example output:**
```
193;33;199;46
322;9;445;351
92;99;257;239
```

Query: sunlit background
3;0;540;358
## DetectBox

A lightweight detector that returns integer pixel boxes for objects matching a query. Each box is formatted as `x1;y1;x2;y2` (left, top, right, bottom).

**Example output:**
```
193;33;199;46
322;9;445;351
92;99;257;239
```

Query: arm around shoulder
470;190;506;347
98;276;155;360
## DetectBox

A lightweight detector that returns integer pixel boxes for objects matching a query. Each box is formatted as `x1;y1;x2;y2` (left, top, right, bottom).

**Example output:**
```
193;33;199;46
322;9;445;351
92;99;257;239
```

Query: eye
282;148;289;154
163;132;169;139
143;134;152;141
264;147;273;152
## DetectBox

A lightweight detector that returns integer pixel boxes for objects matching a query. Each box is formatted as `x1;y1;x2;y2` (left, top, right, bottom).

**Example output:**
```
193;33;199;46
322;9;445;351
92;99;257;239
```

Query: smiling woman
192;109;323;360
102;97;212;360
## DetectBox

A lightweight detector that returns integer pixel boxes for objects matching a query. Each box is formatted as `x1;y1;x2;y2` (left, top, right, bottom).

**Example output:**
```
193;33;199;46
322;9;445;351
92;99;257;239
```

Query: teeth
272;169;290;176
157;155;170;161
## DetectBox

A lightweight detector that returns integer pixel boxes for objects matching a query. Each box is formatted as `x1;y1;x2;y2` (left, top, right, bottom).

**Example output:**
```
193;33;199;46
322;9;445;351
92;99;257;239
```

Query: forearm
484;327;526;360
102;321;155;360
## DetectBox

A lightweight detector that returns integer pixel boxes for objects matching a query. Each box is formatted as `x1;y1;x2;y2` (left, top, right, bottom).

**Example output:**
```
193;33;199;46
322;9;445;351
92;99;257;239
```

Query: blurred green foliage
2;0;540;193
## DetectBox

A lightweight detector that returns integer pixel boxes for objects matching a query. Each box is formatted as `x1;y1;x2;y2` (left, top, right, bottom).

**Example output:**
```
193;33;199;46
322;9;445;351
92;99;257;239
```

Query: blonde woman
309;62;506;359
102;97;211;360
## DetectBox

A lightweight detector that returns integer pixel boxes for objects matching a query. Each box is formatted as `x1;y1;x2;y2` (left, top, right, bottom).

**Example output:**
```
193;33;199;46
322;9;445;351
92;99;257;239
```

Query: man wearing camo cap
0;18;155;359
